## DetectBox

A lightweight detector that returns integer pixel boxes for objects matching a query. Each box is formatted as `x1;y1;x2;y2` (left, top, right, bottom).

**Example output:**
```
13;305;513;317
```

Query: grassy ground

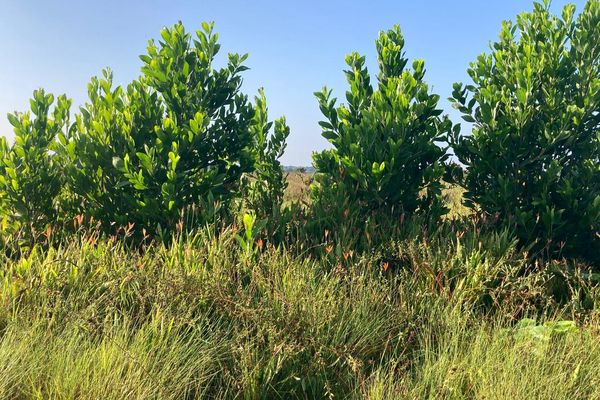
284;171;313;204
0;220;598;399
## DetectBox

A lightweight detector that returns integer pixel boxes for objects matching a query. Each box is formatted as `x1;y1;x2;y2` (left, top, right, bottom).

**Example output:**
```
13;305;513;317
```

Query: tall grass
360;310;600;399
0;220;597;399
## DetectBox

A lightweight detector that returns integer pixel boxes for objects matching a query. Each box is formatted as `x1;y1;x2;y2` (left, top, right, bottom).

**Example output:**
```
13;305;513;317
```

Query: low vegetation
0;221;598;399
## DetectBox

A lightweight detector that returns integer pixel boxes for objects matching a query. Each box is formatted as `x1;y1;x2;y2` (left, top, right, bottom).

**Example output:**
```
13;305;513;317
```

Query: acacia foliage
0;90;71;238
0;22;289;240
450;0;600;262
241;89;290;223
57;22;289;235
311;25;452;228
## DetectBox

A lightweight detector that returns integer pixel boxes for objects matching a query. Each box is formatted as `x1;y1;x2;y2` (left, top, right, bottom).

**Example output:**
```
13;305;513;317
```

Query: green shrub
240;89;290;237
450;0;600;264
0;89;71;241
309;25;452;246
312;25;451;216
60;22;276;236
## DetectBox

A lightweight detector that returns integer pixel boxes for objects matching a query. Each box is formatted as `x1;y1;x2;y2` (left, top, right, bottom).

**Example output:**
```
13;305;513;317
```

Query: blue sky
0;0;587;165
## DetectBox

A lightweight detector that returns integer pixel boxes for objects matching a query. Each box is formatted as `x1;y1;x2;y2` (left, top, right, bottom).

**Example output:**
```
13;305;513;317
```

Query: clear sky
0;0;588;165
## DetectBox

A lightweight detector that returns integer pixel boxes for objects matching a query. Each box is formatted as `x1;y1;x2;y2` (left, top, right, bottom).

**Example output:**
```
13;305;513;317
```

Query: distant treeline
283;166;316;173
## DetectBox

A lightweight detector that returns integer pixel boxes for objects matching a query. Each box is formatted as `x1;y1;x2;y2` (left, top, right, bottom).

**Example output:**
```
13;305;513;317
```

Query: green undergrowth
0;221;598;399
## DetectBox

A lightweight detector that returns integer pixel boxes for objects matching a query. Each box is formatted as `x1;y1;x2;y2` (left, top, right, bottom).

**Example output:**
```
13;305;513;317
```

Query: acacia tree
450;0;600;263
241;89;290;223
311;25;452;231
60;22;288;235
0;90;71;240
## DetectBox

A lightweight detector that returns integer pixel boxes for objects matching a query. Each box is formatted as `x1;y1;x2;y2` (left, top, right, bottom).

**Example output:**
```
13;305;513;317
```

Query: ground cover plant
0;222;598;399
0;0;598;398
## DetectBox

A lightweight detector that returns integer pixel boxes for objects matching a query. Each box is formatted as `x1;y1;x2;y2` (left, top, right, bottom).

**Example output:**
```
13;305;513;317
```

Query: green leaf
516;88;527;105
112;157;124;170
7;113;20;128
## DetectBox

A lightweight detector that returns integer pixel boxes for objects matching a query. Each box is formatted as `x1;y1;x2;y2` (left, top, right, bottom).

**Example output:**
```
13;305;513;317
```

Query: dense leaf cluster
0;90;71;237
312;25;451;223
450;0;600;261
1;22;289;241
